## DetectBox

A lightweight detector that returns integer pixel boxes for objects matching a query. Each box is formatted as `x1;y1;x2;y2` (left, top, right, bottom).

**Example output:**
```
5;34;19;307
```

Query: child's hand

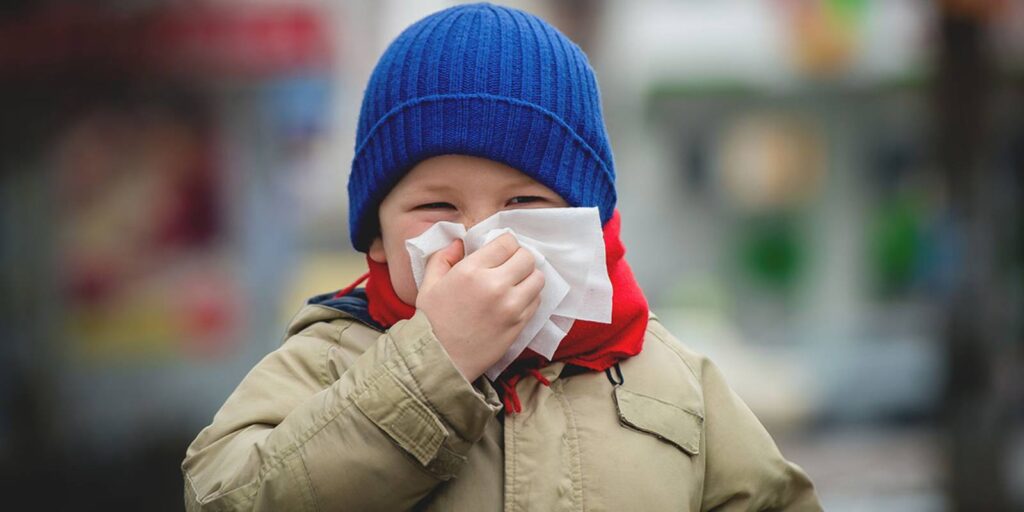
416;233;545;381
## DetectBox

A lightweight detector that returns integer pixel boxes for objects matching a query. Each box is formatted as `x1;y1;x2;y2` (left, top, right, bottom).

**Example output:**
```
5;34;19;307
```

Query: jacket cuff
391;310;503;441
350;310;501;479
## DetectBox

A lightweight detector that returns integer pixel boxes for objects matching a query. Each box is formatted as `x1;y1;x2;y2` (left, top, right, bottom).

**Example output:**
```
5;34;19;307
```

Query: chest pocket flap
613;387;703;456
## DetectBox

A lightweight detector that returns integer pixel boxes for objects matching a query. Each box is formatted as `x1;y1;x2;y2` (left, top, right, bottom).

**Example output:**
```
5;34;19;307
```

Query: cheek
384;219;440;261
383;219;438;306
385;214;446;242
386;255;418;306
382;239;415;305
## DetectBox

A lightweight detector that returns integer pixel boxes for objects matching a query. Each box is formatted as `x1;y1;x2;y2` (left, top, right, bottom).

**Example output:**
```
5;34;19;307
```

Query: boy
182;3;821;511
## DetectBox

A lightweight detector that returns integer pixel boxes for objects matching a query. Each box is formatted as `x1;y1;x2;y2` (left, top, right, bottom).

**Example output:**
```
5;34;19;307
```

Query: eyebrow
500;180;553;194
408;182;459;194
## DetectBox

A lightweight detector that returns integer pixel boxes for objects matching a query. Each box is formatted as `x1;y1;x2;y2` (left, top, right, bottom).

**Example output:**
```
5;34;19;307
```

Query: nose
461;207;498;230
462;215;482;231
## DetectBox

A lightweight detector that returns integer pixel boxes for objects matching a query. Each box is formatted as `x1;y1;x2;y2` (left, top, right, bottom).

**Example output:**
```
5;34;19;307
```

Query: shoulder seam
286;320;359;388
646;320;703;384
320;322;357;387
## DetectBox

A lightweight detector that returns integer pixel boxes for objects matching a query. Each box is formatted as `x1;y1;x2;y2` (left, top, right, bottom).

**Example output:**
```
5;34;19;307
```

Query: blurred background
0;0;1021;510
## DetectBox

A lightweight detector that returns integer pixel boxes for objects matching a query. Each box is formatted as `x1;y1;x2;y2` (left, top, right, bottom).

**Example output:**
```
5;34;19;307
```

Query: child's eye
507;196;544;206
416;202;456;210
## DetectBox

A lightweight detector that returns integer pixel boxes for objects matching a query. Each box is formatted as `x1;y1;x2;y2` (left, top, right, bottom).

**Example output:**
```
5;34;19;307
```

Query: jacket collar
285;289;383;338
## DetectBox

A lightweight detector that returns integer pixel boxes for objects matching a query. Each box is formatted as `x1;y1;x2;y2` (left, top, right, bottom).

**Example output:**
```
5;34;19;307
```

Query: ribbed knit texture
347;2;617;251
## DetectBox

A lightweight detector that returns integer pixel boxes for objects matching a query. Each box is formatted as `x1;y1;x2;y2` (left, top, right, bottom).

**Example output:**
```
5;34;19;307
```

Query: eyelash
415;196;545;210
417;202;455;210
508;196;544;205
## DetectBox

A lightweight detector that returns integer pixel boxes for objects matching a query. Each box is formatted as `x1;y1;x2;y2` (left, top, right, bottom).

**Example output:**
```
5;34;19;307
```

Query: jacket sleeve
181;310;503;511
698;358;822;512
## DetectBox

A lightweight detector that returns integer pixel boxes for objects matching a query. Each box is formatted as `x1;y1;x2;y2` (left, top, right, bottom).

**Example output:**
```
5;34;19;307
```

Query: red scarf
335;210;648;413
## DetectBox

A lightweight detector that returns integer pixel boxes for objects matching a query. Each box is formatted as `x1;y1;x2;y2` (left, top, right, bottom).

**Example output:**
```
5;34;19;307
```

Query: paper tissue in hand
405;207;613;380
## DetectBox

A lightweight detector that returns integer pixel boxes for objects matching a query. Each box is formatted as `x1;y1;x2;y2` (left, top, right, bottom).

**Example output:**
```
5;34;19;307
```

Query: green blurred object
869;198;923;297
828;0;868;24
736;214;806;294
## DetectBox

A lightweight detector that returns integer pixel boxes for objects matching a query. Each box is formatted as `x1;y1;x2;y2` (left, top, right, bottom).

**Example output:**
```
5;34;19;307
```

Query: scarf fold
336;210;648;413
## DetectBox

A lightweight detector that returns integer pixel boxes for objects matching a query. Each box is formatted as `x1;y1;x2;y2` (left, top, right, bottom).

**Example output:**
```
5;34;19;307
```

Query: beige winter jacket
182;300;821;511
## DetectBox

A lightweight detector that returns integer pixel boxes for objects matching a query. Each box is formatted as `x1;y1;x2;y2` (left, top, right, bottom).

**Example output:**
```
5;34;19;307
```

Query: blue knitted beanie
347;2;616;251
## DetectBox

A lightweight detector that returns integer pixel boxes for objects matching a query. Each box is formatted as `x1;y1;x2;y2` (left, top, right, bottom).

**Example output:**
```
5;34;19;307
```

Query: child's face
368;154;568;305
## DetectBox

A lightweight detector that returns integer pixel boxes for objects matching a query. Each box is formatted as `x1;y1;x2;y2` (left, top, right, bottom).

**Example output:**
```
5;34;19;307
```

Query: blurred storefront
593;1;1023;510
0;1;340;507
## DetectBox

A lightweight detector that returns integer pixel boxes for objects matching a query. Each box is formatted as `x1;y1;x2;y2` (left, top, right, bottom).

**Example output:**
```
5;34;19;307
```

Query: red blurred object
146;5;333;77
0;3;332;79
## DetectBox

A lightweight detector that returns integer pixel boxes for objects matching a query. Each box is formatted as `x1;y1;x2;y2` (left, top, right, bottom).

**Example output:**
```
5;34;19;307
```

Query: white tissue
405;207;613;380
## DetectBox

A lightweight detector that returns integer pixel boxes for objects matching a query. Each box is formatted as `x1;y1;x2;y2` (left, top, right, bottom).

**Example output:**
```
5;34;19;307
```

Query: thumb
420;239;465;291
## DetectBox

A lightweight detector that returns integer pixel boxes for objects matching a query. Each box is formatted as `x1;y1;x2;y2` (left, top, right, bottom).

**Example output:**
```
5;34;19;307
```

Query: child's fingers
494;246;536;286
468;233;520;268
442;238;466;265
509;268;545;311
421;239;465;290
517;287;543;324
519;267;545;295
